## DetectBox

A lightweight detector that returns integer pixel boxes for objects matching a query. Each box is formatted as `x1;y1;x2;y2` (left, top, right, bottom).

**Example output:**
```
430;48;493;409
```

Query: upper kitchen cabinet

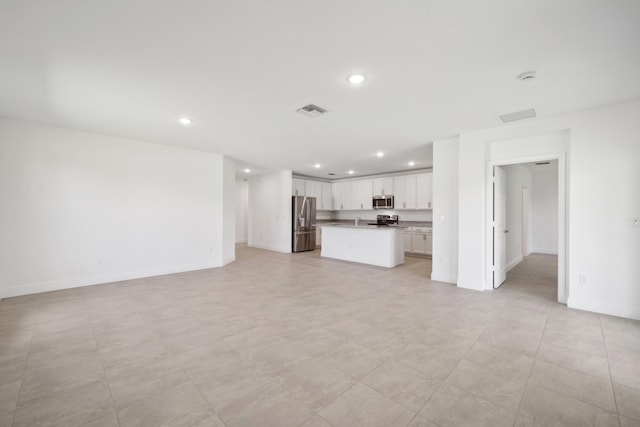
292;178;306;196
306;180;322;200
372;177;393;196
332;181;353;210
320;182;333;210
416;172;432;209
352;179;373;210
393;175;417;209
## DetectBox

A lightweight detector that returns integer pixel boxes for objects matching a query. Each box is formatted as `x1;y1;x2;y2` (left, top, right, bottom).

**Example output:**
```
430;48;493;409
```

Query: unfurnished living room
1;1;640;427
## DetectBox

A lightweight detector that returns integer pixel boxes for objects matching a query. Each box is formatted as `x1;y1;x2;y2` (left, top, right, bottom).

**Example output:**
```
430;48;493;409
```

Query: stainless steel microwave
373;195;394;210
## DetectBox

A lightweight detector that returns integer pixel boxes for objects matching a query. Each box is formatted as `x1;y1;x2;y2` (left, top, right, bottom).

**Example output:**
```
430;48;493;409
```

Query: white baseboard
568;296;640;321
0;261;221;299
506;255;523;272
248;242;292;254
430;271;457;284
530;248;558;255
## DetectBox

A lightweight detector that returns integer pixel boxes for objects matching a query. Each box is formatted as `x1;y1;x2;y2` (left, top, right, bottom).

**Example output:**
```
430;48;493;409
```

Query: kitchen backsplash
318;209;432;222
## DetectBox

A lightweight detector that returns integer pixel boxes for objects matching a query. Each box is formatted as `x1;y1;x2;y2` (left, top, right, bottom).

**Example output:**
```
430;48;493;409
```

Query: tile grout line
513;304;553;427
169;349;230;427
87;307;122;427
409;305;494;426
599;314;623;427
10;299;39;427
8;351;29;427
517;308;622;425
522;312;622;416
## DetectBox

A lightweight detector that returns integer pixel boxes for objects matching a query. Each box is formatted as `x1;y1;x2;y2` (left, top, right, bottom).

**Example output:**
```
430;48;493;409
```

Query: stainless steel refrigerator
292;196;316;252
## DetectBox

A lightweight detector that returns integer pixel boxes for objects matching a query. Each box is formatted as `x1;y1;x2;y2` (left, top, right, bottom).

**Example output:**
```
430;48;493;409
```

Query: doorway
488;155;566;303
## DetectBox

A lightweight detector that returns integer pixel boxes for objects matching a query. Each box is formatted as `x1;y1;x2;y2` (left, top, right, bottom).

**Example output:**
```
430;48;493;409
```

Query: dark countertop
316;219;432;228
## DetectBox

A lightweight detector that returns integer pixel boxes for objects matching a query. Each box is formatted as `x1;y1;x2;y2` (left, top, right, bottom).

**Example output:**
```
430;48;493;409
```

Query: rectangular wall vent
296;104;328;118
498;108;537;124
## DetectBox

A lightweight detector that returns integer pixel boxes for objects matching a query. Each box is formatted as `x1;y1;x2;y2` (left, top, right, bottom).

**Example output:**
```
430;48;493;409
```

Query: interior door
493;166;507;288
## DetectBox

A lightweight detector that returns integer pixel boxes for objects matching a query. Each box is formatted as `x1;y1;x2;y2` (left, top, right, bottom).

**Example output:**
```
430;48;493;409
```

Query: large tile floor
1;247;639;427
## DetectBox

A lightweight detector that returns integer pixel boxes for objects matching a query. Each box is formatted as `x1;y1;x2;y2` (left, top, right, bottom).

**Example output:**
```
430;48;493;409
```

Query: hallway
500;253;559;303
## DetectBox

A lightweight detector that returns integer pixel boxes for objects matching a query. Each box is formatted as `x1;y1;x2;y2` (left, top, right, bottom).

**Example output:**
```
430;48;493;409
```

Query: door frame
485;152;568;304
522;186;529;257
492;165;508;288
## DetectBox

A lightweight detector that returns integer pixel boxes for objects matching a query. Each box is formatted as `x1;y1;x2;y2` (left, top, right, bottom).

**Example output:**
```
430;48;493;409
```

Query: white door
522;186;529;257
493;166;507;288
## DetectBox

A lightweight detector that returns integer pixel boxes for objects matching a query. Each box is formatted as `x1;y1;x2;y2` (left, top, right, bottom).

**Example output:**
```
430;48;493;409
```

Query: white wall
248;171;292;253
431;137;459;284
235;179;249;243
454;98;640;320
504;164;532;270
222;156;236;264
530;167;559;254
0;117;234;298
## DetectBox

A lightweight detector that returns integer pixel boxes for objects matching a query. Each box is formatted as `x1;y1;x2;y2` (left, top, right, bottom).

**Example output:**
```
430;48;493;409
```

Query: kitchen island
320;224;405;268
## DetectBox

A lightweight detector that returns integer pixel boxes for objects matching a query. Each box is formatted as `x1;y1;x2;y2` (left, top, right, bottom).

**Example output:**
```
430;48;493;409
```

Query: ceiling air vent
296;104;328;118
498;108;537;124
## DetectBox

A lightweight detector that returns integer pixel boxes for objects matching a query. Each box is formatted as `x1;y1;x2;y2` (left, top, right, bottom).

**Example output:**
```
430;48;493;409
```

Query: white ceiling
1;1;639;180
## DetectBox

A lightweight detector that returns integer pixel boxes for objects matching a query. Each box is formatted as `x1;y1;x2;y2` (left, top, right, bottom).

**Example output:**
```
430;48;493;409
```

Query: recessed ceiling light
179;117;192;126
348;170;354;175
408;161;415;167
314;163;321;169
376;151;384;158
348;74;365;85
244;168;251;173
518;71;537;81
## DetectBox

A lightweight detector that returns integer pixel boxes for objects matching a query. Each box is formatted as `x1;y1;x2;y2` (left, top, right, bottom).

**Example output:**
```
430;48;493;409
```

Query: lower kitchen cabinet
404;227;432;256
425;231;432;255
403;231;412;252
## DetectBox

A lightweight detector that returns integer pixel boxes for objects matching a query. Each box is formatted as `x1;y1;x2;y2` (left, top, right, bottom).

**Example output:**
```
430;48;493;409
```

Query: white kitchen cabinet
405;227;432;255
292;178;306;196
416;173;432;209
305;180;322;200
352;179;373;210
320;182;332;210
332;181;353;210
394;175;417;209
411;232;428;254
403;231;412;252
372;177;393;196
